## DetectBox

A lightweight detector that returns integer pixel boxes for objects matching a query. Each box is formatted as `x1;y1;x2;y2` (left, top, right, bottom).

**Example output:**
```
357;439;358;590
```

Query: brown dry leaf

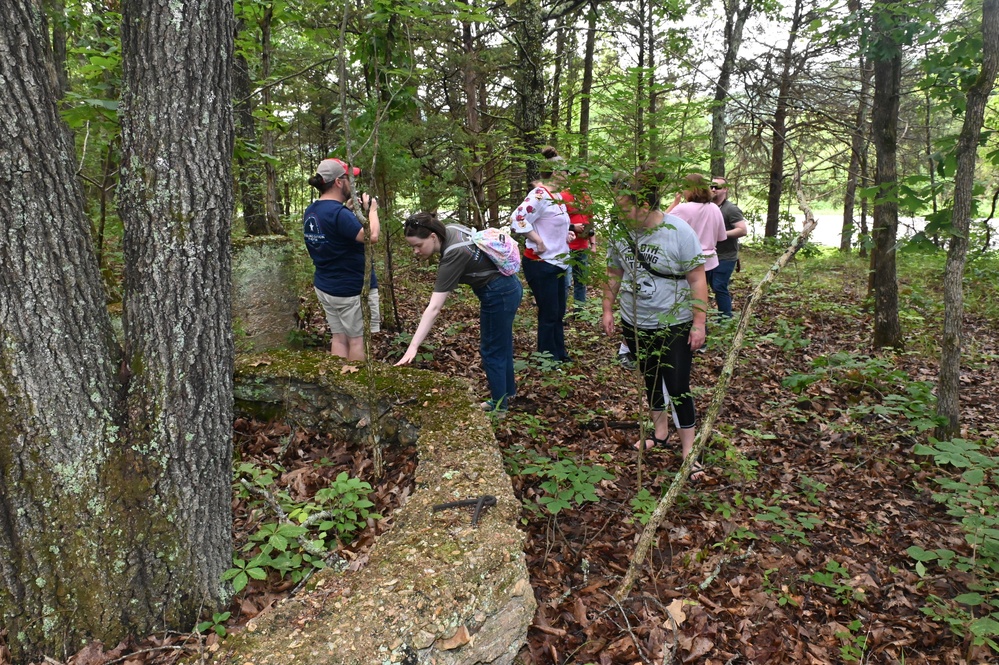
248;359;272;367
281;466;312;500
340;365;360;374
437;625;470;650
572;597;590;627
680;635;714;662
664;599;688;631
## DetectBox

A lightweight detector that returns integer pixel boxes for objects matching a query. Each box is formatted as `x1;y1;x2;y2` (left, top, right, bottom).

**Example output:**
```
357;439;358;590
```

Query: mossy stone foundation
213;350;536;665
232;235;300;352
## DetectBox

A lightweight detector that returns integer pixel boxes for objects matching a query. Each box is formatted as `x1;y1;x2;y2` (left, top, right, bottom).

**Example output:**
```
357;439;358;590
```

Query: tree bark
0;0;233;662
44;0;69;96
234;19;269;236
869;28;903;349
936;0;999;437
841;0;872;252
514;0;546;188
635;0;647;163
764;0;803;238
0;1;234;660
259;3;286;234
1;4;123;659
463;20;485;226
710;0;754;178
549;22;567;145
578;0;597;161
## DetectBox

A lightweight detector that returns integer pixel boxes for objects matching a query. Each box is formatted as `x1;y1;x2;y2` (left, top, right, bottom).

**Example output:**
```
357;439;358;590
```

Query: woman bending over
510;146;573;362
395;212;523;414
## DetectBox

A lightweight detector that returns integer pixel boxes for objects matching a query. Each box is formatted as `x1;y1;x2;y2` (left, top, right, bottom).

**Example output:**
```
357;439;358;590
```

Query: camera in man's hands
573;224;595;238
351;191;376;212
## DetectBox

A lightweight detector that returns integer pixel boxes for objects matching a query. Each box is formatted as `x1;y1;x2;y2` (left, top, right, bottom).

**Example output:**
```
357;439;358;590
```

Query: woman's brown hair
404;211;447;246
682;173;712;203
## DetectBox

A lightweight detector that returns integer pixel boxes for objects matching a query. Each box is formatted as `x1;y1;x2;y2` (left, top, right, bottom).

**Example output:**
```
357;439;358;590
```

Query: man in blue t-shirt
304;157;380;360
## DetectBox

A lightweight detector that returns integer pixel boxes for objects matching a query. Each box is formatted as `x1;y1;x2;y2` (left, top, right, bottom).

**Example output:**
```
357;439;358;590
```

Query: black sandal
635;433;670;451
688;458;707;482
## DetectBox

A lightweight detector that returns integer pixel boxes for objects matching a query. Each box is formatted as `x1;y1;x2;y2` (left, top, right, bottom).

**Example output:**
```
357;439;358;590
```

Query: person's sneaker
480;400;508;418
618;350;637;370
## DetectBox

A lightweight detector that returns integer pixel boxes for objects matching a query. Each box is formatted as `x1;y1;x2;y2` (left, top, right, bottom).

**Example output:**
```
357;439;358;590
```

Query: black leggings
622;320;696;429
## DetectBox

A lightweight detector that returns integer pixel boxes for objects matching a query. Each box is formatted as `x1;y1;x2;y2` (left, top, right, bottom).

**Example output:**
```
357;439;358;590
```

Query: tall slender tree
710;0;755;178
868;2;904;349
936;0;999;437
764;0;805;238
841;0;873;253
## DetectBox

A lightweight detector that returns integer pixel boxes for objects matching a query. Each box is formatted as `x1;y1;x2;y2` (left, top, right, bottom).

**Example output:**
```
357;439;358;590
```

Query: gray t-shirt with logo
607;214;705;330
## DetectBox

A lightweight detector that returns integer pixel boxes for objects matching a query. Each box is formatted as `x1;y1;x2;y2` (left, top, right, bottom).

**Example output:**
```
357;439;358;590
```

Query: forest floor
352;245;998;665
41;245;999;665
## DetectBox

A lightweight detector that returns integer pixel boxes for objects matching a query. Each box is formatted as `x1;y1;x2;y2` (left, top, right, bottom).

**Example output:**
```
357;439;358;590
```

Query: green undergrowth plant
629;487;657;525
388;331;435;362
503;445;615;517
762;567;799;607
225;462;380;593
757;318;811;354
196;611;231;638
834;618;869;662
746;491;824;546
800;559;866;605
783;351;945;436
514;350;585;398
909;437;999;654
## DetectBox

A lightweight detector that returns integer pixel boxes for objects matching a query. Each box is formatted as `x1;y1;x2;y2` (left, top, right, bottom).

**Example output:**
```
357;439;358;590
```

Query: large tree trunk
0;1;234;660
764;0;803;238
936;0;999;437
869;36;903;349
709;0;754;178
1;4;124;659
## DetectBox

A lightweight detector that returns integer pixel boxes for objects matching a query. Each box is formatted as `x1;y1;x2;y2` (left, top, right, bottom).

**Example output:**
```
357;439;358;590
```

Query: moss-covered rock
232;236;300;353
216;351;535;665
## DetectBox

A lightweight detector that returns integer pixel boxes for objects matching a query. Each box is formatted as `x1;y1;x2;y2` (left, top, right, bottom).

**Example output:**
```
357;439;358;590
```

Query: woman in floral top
510;146;573;363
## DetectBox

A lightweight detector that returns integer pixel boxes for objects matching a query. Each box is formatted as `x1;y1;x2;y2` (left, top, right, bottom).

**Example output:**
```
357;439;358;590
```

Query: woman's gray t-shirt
607;214;705;330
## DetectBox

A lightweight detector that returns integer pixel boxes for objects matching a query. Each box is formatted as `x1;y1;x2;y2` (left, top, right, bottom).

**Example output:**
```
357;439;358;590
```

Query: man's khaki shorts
315;288;381;337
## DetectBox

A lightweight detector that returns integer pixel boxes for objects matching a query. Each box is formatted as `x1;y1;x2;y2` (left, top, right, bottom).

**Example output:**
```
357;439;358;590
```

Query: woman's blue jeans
473;274;523;409
522;257;568;362
565;249;589;303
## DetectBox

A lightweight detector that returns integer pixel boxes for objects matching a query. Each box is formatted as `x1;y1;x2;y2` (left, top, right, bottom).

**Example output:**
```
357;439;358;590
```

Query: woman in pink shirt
667;173;727;272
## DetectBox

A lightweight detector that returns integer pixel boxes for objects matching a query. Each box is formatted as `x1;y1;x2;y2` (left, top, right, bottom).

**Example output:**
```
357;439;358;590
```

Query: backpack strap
616;222;687;280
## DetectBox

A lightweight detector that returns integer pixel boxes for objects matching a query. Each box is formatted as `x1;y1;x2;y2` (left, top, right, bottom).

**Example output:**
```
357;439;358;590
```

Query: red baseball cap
317;157;360;184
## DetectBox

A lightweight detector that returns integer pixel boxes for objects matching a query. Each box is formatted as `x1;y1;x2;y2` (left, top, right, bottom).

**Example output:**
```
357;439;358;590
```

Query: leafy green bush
910;437;999;653
225;463;380;593
504;445;615;515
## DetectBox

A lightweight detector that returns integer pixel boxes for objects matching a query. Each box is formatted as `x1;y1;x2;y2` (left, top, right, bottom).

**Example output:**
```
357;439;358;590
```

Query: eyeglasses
710;185;725;191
